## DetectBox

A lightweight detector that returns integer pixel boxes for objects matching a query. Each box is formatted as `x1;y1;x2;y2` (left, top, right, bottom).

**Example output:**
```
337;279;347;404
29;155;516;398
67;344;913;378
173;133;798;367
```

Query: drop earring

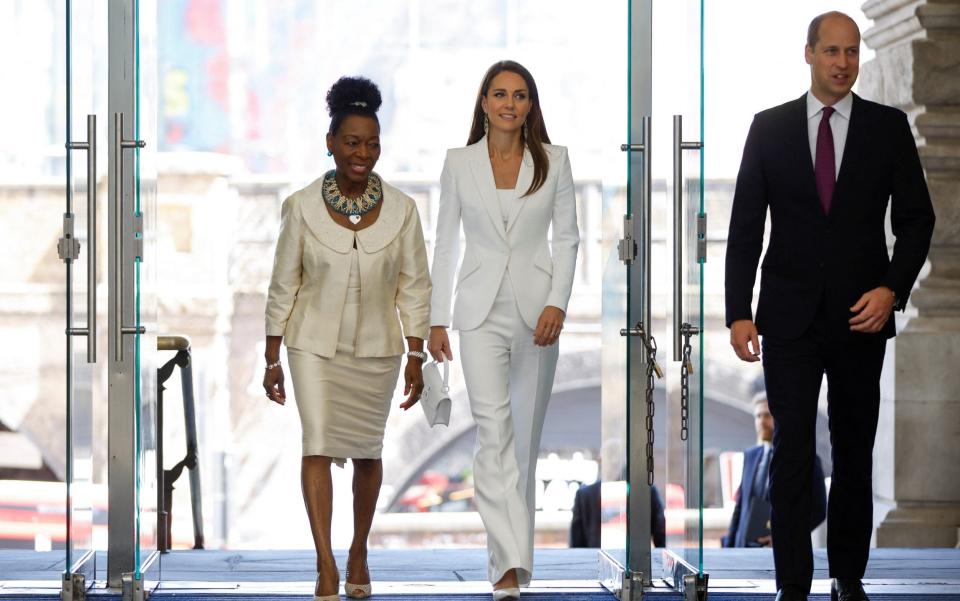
523;121;528;139
483;114;489;134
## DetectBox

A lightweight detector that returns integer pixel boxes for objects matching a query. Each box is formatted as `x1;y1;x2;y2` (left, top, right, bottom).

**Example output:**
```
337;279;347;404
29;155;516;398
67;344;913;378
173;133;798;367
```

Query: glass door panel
599;1;631;587
106;0;160;589
64;0;105;590
134;0;160;581
656;0;705;588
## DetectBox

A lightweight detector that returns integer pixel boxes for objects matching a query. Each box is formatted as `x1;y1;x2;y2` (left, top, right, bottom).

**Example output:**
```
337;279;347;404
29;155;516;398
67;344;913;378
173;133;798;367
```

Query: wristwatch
406;350;428;361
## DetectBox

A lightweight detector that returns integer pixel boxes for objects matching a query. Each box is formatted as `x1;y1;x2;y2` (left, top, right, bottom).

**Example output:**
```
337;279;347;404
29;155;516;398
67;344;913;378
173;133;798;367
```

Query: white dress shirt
806;90;852;177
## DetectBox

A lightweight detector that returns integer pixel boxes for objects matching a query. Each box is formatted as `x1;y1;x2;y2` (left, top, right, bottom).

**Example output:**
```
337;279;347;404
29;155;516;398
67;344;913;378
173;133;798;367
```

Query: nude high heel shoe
345;563;371;599
492;588;521;600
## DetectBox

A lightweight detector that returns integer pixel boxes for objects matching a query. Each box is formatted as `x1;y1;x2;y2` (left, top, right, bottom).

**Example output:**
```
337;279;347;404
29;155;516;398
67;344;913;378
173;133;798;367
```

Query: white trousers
458;276;559;585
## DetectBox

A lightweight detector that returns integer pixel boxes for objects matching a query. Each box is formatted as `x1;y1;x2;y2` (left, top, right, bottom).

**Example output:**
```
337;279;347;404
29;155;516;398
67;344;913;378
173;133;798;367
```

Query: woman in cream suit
428;60;579;600
263;77;431;601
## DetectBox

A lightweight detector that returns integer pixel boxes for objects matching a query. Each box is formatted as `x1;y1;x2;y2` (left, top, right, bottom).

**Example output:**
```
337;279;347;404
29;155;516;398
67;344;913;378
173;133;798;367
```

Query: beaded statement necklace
321;169;383;224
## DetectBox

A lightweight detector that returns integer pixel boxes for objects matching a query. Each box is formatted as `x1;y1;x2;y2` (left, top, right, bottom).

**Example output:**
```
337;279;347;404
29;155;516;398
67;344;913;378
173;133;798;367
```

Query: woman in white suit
428;60;579;600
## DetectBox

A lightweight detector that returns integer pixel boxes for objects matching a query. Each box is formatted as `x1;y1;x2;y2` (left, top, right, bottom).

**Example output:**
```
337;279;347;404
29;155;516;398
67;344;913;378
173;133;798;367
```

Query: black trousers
761;310;886;592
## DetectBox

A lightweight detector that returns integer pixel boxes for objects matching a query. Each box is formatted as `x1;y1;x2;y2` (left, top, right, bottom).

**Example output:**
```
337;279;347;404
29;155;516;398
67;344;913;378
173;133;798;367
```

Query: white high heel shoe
492;587;520;600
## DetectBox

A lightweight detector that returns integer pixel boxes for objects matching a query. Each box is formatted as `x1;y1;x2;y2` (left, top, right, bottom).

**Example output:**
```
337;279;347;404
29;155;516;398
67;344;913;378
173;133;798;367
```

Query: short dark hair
806;11;858;49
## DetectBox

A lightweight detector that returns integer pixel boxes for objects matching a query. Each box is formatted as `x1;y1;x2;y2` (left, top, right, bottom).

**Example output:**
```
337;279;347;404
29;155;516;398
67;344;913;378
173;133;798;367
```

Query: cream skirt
287;249;401;465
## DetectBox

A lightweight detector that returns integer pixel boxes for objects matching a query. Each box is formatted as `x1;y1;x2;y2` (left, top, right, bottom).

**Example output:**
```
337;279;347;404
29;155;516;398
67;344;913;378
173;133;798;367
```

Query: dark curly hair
326;76;382;135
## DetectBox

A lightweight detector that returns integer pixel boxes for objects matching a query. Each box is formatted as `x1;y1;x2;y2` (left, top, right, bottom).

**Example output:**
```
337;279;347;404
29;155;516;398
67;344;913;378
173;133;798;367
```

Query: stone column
859;0;960;547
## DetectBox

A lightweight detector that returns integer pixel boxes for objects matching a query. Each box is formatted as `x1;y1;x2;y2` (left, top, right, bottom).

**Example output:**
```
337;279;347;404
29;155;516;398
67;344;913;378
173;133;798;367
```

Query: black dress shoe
775;586;808;601
832;578;869;601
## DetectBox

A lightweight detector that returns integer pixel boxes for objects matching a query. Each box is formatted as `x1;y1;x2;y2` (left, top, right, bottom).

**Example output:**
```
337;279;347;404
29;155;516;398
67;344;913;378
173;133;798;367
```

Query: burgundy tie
815;106;836;214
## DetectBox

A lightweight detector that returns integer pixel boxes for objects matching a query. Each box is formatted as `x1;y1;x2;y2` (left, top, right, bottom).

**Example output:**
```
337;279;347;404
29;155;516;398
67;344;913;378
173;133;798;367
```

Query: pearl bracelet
265;360;281;370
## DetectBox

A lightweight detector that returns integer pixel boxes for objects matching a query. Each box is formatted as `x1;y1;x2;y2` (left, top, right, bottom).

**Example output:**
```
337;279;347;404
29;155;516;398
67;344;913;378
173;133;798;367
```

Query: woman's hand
263;365;286;405
400;357;424;410
533;305;565;347
427;326;454;362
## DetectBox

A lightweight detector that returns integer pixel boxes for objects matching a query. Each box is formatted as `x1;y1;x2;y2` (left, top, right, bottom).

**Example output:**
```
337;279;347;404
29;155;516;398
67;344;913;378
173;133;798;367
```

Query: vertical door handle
66;115;98;363
113;112;145;362
621;116;653;333
672;115;702;361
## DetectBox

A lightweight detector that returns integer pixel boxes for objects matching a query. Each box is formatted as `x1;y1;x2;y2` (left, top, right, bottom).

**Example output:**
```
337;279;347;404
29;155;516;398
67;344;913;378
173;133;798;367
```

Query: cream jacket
430;138;580;331
265;177;431;358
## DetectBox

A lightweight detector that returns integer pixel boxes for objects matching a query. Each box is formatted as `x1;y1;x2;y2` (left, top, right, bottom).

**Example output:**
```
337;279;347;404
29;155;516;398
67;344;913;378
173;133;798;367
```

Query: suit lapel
505;148;534;232
790;94;823;216
468;137;508;242
831;93;865;218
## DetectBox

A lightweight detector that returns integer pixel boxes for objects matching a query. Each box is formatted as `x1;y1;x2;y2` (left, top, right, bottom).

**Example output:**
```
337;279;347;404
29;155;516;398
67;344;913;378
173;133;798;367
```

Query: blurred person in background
427;60;580;600
569;479;665;548
723;392;826;548
263;76;431;601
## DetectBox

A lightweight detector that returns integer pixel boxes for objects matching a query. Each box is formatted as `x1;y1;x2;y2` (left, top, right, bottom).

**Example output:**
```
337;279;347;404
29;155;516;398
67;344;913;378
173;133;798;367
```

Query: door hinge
61;572;85;601
696;212;707;263
618;215;637;265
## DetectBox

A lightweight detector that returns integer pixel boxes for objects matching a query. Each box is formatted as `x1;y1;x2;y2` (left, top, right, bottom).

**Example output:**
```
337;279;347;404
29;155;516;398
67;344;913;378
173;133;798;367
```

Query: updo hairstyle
326;76;382;135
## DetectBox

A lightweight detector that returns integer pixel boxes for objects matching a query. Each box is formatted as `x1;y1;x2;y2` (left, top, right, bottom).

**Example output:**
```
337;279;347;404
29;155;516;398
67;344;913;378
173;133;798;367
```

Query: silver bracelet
406;350;427;361
265;360;282;370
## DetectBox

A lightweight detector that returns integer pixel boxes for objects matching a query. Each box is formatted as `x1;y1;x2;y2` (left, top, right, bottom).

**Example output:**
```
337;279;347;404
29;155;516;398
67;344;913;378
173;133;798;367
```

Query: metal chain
645;333;657;484
679;323;699;442
680;329;692;441
637;323;662;486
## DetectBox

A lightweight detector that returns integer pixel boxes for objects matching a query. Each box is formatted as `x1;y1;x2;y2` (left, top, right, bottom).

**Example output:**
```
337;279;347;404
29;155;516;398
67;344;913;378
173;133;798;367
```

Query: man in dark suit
723;393;826;548
569;480;665;549
724;11;935;601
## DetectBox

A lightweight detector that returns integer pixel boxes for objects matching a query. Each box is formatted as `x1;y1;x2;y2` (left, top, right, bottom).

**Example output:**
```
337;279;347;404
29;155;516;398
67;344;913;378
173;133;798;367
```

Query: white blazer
430;137;580;331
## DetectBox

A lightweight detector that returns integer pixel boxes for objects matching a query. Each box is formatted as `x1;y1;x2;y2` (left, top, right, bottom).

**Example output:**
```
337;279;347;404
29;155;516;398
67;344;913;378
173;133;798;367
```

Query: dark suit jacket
725;93;935;340
569;481;666;548
723;446;827;548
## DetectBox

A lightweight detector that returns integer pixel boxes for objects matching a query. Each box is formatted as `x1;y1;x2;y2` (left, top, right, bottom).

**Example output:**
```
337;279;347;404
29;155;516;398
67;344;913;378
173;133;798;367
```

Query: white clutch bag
420;359;451;428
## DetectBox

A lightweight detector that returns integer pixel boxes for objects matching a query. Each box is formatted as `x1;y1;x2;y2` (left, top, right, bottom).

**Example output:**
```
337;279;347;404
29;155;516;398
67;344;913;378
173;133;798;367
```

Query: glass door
62;1;104;596
106;0;160;593
600;1;705;598
657;0;706;595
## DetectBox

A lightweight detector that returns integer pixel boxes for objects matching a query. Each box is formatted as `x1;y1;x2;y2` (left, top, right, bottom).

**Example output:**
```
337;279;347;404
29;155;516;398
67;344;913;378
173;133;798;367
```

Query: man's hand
730;319;761;362
849;286;896;333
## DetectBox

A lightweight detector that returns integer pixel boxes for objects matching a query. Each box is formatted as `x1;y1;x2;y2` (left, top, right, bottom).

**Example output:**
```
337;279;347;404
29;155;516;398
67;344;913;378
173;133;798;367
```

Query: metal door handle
621;116;653;333
66;115;97;363
113;112;145;362
672;115;702;360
